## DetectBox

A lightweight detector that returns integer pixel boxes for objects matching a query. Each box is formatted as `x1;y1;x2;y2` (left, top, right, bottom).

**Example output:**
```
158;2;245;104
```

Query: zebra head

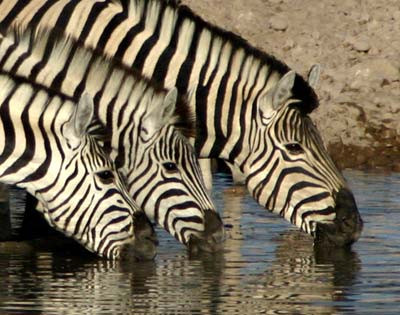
246;69;363;247
119;88;224;253
38;93;157;260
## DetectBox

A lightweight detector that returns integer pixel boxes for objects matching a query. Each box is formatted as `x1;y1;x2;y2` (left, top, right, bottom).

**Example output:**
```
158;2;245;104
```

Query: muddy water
0;170;399;315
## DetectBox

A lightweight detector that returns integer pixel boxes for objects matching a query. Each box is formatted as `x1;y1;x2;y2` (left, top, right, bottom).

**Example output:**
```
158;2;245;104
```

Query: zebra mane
122;0;319;115
0;66;110;143
7;24;196;136
87;120;112;143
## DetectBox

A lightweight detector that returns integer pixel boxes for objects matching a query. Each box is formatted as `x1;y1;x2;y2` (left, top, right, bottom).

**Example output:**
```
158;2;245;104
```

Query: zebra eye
96;170;115;184
285;143;304;154
162;162;179;173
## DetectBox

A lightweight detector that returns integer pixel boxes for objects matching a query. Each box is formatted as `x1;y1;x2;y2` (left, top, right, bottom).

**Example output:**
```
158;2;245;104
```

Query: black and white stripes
0;0;362;246
0;26;223;251
0;74;156;259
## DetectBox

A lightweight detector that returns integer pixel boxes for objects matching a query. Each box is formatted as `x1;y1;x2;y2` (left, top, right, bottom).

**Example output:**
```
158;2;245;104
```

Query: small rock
350;58;400;87
283;39;295;50
269;16;288;31
368;46;380;56
392;10;400;21
352;39;371;52
359;13;371;24
311;31;320;40
381;128;397;140
370;59;400;82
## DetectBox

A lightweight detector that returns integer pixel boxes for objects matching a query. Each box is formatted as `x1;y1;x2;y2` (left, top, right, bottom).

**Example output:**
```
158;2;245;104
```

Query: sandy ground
181;0;400;171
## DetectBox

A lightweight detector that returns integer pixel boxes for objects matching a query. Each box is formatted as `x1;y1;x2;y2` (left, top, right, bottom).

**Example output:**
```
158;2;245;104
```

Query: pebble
311;31;320;40
359;13;371;24
368;46;380;56
374;59;399;82
269;16;288;31
392;10;400;21
350;58;399;89
352;39;371;52
283;39;295;50
381;128;397;140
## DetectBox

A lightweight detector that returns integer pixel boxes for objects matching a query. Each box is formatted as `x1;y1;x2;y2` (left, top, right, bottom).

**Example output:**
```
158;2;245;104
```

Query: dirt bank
181;0;400;171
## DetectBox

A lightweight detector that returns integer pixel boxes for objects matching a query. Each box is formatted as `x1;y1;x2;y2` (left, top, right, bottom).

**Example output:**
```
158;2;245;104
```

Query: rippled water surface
0;170;399;314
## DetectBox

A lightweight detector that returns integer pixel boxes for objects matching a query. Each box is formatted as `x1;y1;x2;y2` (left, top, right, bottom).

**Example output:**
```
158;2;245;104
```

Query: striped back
0;0;362;246
0;76;156;259
0;26;224;252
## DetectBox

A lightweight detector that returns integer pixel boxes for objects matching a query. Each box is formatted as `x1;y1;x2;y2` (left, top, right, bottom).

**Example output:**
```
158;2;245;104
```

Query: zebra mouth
187;232;225;255
187;210;225;254
119;212;158;261
314;219;363;247
120;235;158;261
313;188;363;247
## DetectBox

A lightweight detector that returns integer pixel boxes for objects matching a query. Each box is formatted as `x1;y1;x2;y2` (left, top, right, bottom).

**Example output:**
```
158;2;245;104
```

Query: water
0;170;399;315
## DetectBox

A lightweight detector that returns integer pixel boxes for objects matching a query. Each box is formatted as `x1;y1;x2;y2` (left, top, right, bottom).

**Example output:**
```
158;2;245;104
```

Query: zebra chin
186;210;225;254
117;212;158;261
313;188;363;247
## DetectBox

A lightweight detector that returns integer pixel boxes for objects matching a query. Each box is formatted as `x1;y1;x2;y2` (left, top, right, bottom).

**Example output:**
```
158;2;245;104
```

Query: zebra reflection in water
0;180;360;315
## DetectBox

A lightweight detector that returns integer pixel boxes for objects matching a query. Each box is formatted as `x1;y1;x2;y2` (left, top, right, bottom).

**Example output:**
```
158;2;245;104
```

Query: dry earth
181;0;400;171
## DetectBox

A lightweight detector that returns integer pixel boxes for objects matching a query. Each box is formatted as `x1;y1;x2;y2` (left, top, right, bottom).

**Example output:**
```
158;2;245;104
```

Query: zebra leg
0;183;11;241
0;185;55;241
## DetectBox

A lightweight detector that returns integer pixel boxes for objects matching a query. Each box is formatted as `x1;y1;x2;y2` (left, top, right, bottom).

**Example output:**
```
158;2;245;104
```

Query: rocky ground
181;0;400;171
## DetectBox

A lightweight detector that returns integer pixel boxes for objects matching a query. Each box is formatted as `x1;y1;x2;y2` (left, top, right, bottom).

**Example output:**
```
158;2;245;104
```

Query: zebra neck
0;78;71;197
0;28;170;174
108;0;283;162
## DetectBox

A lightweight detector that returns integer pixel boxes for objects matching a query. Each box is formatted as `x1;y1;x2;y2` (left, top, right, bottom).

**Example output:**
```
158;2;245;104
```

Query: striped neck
0;74;73;199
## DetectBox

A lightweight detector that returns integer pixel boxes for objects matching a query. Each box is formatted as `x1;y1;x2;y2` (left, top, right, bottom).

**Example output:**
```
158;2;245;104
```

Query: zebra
0;72;157;260
0;0;363;246
0;26;224;253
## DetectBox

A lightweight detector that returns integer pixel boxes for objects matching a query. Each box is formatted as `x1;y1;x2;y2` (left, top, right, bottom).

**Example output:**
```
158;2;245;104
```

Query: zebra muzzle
121;212;158;261
314;188;363;247
187;210;225;254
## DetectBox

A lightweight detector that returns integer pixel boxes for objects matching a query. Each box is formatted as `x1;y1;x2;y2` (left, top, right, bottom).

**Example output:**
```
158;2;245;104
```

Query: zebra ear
162;87;178;121
307;64;321;89
73;93;94;137
271;70;296;110
65;93;94;142
140;88;177;140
